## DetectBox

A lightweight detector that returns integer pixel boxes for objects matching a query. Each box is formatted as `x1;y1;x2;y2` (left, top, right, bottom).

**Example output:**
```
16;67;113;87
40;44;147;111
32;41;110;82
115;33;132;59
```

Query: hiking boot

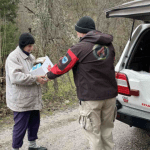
28;146;47;150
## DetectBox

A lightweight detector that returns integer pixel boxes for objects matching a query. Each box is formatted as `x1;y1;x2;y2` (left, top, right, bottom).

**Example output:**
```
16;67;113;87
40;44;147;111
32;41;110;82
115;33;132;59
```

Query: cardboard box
30;56;54;76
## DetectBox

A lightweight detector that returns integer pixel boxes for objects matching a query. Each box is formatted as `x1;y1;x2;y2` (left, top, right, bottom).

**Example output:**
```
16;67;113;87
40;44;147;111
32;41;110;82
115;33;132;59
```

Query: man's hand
36;76;48;84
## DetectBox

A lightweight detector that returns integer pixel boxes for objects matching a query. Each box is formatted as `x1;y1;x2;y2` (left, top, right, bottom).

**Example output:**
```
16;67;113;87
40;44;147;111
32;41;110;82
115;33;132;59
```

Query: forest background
0;0;142;118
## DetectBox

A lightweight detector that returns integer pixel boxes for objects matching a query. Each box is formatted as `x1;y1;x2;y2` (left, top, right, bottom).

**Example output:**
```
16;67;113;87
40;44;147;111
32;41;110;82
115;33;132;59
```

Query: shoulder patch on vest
62;56;68;64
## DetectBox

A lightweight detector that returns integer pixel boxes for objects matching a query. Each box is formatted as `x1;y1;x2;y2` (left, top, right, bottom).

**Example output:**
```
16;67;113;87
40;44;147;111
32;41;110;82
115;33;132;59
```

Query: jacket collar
79;30;113;45
17;46;29;60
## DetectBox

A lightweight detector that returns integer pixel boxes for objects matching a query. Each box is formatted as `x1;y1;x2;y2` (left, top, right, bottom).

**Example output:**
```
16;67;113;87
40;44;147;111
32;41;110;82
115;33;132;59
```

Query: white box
30;56;54;76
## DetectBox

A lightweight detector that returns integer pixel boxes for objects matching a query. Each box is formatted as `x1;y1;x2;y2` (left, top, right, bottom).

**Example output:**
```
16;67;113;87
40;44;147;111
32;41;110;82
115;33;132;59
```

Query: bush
42;71;78;112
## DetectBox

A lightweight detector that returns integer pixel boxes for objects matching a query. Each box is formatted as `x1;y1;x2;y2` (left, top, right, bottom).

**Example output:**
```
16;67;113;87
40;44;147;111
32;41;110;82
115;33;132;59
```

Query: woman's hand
36;76;48;84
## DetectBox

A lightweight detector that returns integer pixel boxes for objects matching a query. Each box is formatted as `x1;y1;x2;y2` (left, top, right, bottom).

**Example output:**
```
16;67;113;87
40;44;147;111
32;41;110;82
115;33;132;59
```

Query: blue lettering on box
32;63;42;71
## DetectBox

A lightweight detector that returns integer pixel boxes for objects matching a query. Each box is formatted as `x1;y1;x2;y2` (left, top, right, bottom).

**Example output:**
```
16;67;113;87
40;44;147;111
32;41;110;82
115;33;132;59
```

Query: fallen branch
24;5;36;15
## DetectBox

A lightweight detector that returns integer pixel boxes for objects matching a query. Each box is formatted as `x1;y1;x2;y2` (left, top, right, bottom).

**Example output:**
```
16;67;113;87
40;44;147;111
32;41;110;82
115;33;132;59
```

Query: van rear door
106;0;150;21
106;0;150;72
106;0;150;113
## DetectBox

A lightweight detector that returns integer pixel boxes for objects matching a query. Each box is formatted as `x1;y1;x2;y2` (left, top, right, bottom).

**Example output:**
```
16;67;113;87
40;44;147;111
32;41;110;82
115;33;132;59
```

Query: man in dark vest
45;16;118;150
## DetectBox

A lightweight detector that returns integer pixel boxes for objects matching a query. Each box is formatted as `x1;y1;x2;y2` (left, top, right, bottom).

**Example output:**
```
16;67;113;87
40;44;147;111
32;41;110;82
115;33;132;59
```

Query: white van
106;0;150;130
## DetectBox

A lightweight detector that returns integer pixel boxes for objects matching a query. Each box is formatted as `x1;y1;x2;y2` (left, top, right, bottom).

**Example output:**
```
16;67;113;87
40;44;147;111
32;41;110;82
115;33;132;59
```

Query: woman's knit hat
19;33;35;50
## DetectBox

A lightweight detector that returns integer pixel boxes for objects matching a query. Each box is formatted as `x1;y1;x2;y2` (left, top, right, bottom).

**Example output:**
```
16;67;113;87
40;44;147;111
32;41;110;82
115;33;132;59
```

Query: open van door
106;0;150;72
105;0;150;124
106;0;150;21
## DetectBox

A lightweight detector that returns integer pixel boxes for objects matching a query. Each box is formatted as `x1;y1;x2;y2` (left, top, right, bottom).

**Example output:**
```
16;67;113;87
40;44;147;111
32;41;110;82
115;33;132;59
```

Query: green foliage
0;0;20;112
0;0;19;23
42;71;77;111
0;0;20;62
1;22;20;59
43;71;76;101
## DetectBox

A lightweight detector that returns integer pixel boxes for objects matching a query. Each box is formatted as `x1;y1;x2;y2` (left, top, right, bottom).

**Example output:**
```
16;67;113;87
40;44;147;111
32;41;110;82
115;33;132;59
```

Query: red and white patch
122;96;128;103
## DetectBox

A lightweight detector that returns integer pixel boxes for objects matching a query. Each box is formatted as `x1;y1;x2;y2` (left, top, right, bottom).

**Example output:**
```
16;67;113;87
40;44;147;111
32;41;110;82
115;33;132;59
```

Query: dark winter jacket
47;30;118;100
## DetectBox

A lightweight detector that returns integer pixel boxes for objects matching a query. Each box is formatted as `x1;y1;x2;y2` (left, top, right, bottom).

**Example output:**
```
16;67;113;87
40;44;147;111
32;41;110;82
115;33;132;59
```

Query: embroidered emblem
93;44;109;60
62;56;68;64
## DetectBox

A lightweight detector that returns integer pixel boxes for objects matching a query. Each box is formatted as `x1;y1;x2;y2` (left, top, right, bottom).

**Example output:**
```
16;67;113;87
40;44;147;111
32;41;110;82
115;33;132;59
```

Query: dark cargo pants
12;110;40;149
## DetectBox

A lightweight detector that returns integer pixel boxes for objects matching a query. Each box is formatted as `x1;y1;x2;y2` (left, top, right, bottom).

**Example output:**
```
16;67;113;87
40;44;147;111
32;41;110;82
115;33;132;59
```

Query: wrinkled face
77;32;86;38
23;44;34;53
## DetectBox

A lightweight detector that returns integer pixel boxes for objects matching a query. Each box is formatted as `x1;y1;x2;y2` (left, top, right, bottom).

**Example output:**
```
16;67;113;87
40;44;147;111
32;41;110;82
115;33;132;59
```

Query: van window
126;29;150;72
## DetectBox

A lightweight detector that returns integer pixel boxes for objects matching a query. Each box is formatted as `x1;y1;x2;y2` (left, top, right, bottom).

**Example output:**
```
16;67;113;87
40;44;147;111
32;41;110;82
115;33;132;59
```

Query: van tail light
115;72;139;96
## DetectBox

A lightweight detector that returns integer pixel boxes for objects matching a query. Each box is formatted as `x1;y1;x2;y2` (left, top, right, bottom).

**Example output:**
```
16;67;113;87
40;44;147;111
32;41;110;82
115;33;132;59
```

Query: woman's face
23;44;34;53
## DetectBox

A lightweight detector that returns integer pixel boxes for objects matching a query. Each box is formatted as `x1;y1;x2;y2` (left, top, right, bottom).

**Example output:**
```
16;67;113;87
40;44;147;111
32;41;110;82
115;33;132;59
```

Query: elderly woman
5;33;47;150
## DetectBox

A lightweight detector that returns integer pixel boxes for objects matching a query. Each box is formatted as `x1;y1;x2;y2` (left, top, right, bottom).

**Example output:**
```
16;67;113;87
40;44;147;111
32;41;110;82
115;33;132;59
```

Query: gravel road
0;107;150;150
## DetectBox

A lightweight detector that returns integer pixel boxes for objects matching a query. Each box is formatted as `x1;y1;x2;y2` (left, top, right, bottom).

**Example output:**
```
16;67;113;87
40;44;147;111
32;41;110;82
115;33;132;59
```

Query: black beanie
19;33;35;50
75;16;95;33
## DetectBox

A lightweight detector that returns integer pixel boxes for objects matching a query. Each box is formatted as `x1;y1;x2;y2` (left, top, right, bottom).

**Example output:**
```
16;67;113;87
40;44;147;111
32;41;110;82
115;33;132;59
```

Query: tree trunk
53;79;58;94
0;23;2;71
67;72;73;89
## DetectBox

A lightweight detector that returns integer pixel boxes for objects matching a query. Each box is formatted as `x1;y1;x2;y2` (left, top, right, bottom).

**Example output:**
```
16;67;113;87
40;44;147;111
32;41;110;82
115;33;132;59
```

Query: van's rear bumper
116;100;150;131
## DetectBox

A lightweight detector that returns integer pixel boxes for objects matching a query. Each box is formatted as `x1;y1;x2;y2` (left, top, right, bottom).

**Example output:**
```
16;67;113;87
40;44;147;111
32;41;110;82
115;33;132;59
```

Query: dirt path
0;107;90;150
1;106;150;150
